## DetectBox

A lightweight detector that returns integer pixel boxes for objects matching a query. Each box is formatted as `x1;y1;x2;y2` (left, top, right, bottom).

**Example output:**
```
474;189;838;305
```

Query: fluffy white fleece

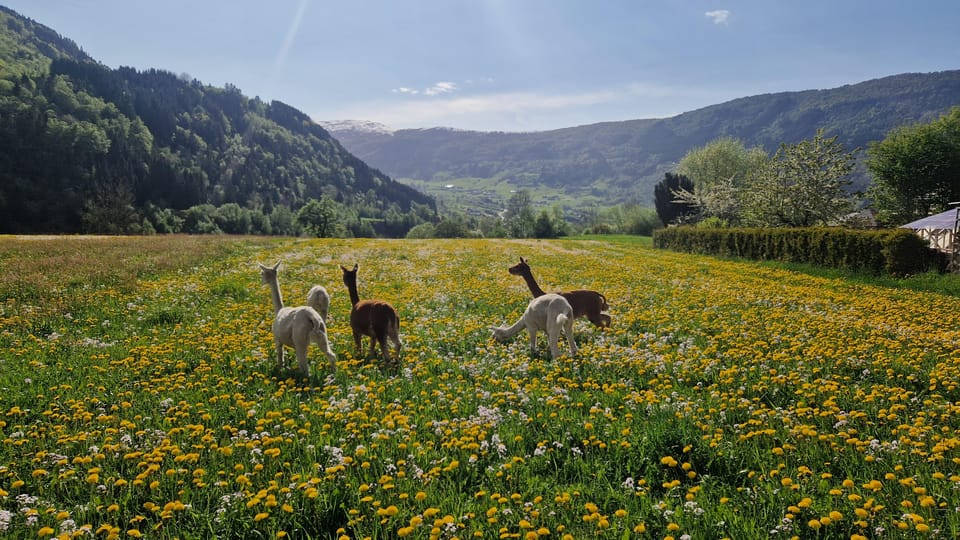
490;293;577;359
259;262;337;374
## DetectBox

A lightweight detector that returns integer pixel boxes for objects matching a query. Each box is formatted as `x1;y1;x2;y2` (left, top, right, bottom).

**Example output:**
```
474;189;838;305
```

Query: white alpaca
306;285;331;324
490;293;578;358
259;262;337;374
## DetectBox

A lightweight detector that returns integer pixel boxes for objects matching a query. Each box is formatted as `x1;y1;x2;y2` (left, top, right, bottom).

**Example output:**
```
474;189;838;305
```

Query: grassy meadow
1;235;959;539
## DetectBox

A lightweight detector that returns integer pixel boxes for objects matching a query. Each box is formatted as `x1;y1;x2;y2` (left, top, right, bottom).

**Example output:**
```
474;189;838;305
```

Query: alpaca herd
258;256;611;377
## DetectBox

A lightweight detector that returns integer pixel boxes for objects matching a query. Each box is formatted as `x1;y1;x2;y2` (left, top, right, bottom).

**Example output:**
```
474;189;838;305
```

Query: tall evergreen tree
653;172;695;226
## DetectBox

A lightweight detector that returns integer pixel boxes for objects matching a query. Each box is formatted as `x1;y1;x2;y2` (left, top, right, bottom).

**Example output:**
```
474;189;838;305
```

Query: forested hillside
0;6;435;235
326;71;960;215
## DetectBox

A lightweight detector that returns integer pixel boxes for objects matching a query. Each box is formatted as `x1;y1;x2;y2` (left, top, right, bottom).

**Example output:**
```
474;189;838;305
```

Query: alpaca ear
339;265;347;272
519;256;526;263
273;261;281;271
353;264;359;271
258;263;268;270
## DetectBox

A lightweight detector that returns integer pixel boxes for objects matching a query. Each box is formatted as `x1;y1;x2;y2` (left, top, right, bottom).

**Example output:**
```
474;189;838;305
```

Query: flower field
1;235;959;539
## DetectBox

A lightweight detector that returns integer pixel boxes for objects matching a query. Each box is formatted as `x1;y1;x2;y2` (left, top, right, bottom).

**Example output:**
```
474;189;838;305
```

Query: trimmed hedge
652;227;945;276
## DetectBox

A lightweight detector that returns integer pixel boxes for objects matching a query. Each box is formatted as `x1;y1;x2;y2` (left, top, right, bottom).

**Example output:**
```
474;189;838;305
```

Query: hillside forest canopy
0;7;435;237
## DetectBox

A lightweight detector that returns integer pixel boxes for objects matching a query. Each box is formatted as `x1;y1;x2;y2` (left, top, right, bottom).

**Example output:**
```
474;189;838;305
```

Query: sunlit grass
1;235;959;539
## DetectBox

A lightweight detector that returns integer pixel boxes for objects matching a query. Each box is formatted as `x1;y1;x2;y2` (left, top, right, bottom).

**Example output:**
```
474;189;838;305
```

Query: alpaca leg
564;317;578;357
295;344;310;377
527;328;538;355
315;332;337;371
275;338;285;369
377;335;392;365
352;331;363;356
547;325;562;359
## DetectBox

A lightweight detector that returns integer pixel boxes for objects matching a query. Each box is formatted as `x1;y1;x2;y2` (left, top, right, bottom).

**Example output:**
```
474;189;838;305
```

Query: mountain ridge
324;70;960;218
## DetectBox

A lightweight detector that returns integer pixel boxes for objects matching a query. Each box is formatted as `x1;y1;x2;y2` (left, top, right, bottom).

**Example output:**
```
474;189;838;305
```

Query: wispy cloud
705;9;731;25
391;81;459;96
323;82;706;131
424;81;458;96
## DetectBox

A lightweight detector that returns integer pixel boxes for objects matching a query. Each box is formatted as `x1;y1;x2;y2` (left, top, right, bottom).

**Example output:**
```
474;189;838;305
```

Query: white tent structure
900;208;960;253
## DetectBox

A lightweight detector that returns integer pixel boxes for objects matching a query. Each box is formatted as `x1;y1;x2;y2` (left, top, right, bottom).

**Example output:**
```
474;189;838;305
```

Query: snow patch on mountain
320;120;395;134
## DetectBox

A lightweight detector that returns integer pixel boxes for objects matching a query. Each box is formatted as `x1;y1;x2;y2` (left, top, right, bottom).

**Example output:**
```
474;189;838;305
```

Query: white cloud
392;81;460;97
322;82;697;131
423;81;458;96
705;10;730;25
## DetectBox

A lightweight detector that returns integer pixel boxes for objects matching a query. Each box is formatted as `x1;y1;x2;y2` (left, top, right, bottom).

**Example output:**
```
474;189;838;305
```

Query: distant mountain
324;71;960;219
0;6;434;235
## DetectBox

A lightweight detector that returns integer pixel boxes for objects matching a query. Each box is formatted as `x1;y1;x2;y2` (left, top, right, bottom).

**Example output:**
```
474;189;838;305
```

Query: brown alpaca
508;256;611;328
340;264;402;366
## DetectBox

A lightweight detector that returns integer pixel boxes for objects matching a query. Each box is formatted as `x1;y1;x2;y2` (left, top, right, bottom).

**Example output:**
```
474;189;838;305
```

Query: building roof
900;209;960;231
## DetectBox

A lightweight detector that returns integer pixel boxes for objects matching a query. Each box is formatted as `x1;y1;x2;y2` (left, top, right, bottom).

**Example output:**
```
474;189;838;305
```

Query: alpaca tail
557;313;569;327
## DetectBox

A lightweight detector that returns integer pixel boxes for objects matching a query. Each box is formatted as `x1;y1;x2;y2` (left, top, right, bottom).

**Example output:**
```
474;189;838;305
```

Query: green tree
297;197;340;237
622;204;662;235
81;179;141;234
269;206;298;236
866;106;960;226
143;203;184;233
533;210;557;238
405;222;436;239
434;216;471;238
504;189;536;238
182;204;221;234
215;203;252;235
742;129;858;227
676;137;767;223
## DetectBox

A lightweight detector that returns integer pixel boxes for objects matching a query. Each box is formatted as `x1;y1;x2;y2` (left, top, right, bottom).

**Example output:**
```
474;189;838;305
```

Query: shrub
653;226;942;276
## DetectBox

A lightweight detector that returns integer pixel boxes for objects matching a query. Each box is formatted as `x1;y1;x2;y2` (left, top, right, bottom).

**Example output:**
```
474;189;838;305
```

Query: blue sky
5;1;959;132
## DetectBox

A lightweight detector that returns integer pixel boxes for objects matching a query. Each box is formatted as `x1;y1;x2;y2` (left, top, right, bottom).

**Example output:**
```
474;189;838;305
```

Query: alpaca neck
519;270;547;297
345;280;361;308
267;278;284;314
498;318;527;339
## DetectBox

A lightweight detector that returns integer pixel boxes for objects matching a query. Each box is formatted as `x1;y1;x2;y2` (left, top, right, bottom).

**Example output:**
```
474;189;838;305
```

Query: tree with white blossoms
740;129;859;227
